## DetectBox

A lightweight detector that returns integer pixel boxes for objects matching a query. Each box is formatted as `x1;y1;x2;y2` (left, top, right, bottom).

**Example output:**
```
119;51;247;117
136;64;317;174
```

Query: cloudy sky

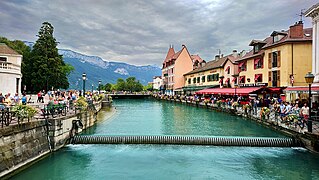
0;0;317;66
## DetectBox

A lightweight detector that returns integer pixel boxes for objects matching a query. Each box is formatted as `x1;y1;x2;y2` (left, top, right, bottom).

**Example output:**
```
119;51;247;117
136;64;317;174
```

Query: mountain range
24;41;162;89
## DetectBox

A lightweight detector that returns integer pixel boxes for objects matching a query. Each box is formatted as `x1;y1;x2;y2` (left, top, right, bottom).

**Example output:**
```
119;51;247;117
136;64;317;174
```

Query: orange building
161;45;205;95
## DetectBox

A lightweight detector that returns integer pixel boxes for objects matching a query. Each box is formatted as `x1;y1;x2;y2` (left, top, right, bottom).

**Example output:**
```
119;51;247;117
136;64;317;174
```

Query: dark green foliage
111;77;144;92
29;22;73;92
103;83;112;92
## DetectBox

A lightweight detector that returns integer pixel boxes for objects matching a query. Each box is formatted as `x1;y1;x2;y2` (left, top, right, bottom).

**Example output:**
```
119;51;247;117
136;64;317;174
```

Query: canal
11;99;319;179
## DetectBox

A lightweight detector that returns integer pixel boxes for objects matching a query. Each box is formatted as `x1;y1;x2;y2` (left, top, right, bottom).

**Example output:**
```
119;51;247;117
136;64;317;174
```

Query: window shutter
268;53;272;69
277;70;280;87
268;71;272;86
277;51;281;67
254;59;256;70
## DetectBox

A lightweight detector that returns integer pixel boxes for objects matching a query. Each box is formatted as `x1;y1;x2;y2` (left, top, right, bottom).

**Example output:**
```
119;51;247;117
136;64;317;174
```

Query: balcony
0;62;21;75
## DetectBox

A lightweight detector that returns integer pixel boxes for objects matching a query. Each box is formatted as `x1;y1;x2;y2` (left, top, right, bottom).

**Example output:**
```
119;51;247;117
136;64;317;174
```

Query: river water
11;99;319;179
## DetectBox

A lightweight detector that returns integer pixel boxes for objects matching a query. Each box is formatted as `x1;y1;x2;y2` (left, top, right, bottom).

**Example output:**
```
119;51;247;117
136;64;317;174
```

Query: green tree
144;83;153;91
104;83;112;92
114;78;126;91
29;22;73;92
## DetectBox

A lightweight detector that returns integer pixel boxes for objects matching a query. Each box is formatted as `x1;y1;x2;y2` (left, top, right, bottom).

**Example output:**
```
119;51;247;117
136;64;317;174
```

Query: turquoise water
11;99;319;179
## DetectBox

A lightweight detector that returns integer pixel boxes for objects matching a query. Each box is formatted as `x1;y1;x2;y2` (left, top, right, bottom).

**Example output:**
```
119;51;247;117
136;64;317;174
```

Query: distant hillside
59;49;161;89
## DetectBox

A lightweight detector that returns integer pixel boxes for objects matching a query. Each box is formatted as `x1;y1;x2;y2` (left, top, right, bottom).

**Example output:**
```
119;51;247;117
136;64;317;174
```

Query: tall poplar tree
30;22;72;92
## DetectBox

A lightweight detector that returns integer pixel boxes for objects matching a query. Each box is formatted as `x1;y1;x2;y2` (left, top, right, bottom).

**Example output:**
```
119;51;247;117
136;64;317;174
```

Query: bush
12;104;37;121
75;96;88;109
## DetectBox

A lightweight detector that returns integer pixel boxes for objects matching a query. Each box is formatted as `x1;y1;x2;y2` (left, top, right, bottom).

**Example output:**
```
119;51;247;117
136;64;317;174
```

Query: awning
225;78;230;83
232;77;237;82
195;87;262;96
219;79;223;83
254;58;260;64
268;87;282;92
284;87;319;94
225;66;230;71
238;62;244;67
239;76;244;81
254;74;261;81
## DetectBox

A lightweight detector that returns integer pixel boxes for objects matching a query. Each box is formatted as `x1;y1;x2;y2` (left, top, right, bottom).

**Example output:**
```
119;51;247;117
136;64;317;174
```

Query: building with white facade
0;43;22;95
152;76;162;90
306;3;319;101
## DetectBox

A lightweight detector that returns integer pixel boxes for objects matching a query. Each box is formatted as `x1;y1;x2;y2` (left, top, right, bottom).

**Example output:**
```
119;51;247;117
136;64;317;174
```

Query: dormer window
253;45;260;54
271;31;287;43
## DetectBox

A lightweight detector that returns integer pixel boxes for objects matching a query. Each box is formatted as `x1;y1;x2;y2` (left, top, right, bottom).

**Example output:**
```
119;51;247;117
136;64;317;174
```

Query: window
254;74;262;83
197;77;200;83
254;58;263;69
171;68;174;74
0;57;7;61
207;75;213;82
273;35;279;43
239;76;246;84
238;61;247;72
193;78;196;84
202;76;205;83
268;51;280;68
188;78;191;84
253;45;260;53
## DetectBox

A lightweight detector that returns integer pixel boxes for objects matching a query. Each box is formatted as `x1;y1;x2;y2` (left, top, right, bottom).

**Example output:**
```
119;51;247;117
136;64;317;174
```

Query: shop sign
239;83;268;87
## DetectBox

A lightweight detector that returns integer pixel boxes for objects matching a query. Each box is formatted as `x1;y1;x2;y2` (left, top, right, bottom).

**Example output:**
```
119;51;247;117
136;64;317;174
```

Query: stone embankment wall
0;101;102;177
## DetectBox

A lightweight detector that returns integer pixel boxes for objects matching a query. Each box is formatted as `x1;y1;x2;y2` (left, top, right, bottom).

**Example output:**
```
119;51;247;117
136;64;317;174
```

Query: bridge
107;94;151;99
71;135;302;147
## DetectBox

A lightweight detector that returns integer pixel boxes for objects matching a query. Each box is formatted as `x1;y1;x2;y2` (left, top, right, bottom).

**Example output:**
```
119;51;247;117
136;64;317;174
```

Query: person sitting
3;94;12;107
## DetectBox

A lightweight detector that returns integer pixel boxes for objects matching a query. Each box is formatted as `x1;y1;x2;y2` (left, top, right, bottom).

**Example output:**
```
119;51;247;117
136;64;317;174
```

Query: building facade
152;76;162;90
161;45;202;95
0;43;22;95
305;3;319;102
236;22;313;101
183;52;240;94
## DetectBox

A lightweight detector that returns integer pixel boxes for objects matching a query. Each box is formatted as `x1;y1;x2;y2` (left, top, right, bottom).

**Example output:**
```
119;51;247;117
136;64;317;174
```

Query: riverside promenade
153;95;319;152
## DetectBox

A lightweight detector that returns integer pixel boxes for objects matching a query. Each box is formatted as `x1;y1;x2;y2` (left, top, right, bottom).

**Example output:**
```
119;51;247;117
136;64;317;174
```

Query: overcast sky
0;0;317;66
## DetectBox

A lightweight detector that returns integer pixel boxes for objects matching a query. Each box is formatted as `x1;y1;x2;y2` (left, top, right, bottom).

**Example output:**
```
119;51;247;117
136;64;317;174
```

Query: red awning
225;66;230;71
219;79;223;83
254;74;261;81
232;77;237;82
225;78;230;83
284;87;319;94
239;76;244;81
196;87;262;96
268;87;282;92
238;62;244;67
254;58;260;64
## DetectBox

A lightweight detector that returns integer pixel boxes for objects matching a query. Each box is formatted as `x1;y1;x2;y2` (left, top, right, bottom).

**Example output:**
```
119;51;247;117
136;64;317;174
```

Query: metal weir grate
72;135;302;147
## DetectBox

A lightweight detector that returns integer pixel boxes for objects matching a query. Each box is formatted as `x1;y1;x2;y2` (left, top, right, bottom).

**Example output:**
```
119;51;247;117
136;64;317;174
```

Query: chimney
289;21;303;38
232;50;238;58
215;55;220;60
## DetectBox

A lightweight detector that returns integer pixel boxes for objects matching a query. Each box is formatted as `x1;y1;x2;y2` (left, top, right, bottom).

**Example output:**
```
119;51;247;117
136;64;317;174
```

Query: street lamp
98;80;101;94
82;73;86;96
92;84;94;93
305;72;314;133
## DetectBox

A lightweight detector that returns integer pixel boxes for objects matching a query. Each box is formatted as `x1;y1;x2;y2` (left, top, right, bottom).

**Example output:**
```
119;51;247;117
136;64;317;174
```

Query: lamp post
98;80;101;94
305;72;314;133
92;84;94;93
234;84;238;101
82;73;86;96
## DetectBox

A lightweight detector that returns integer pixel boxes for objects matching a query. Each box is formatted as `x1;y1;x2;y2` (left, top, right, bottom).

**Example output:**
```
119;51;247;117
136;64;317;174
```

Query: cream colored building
183;52;240;94
0;43;22;95
306;3;319;102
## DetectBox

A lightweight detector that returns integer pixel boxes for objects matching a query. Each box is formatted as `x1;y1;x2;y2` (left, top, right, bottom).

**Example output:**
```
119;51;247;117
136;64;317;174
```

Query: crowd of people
156;93;319;130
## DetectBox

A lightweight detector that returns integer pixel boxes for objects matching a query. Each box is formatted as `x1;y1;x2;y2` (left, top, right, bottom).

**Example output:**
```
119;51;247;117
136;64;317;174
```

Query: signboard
239;83;268;87
210;70;217;73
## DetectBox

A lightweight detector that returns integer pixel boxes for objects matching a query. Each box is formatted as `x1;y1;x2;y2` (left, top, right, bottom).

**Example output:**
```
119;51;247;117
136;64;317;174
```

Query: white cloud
0;0;316;65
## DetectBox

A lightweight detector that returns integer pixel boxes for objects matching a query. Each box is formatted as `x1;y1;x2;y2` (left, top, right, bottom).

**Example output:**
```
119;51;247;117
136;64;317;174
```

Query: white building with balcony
0;43;22;95
152;76;162;90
